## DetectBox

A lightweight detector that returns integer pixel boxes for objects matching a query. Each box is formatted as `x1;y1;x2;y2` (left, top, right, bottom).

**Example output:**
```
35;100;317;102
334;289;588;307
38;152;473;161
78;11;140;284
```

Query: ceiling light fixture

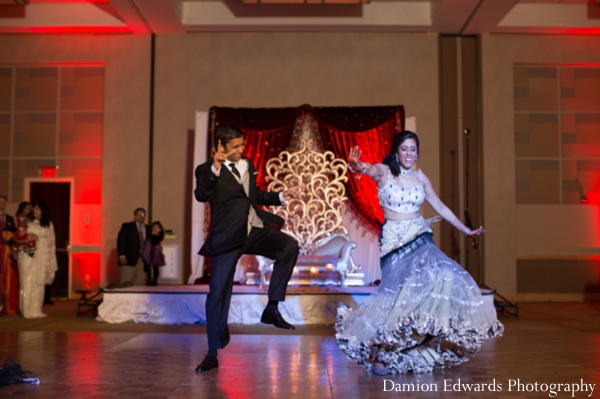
0;0;29;5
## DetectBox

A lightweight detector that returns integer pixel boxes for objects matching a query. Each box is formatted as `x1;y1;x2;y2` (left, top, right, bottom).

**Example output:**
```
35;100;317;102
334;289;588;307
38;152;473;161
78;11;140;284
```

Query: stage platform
96;285;378;325
96;284;497;326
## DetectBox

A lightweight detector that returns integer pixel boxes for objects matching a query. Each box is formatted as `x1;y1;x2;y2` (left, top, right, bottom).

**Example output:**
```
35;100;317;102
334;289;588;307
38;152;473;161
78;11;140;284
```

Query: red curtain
210;104;404;234
210;107;300;189
309;105;404;233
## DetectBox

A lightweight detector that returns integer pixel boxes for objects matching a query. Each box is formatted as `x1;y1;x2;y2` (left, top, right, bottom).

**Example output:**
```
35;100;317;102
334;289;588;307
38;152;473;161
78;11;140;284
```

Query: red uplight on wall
72;253;101;292
40;166;57;178
584;191;600;206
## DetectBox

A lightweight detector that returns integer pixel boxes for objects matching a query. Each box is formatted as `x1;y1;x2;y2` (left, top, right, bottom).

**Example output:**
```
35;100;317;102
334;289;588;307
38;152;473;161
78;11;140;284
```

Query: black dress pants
205;226;299;350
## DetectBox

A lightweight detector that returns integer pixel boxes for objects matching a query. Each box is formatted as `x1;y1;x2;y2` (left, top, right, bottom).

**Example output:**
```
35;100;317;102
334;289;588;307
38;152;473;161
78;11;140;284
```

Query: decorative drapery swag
209;104;405;234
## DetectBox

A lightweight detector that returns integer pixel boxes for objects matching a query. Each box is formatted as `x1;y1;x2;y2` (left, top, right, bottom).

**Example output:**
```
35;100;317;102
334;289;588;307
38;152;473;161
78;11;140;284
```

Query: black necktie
229;163;241;179
138;224;144;250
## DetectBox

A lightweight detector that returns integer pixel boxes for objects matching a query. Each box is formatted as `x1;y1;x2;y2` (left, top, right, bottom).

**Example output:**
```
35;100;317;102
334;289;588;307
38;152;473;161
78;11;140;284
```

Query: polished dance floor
0;301;598;398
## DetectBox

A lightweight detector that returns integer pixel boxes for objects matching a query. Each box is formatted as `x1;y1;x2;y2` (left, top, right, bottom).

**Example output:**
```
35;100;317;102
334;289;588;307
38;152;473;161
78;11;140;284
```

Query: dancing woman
335;131;503;375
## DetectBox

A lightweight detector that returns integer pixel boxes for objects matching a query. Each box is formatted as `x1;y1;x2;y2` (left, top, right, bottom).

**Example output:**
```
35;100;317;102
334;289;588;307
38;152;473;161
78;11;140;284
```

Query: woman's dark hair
36;201;52;227
150;221;165;241
382;131;420;177
215;124;243;147
16;201;31;218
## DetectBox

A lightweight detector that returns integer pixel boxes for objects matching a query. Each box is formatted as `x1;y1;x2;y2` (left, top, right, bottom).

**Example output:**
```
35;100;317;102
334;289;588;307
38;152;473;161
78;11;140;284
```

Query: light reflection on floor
0;302;598;398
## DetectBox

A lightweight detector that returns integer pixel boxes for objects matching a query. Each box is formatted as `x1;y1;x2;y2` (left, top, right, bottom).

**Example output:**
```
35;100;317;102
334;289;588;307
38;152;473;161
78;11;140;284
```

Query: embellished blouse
377;167;425;214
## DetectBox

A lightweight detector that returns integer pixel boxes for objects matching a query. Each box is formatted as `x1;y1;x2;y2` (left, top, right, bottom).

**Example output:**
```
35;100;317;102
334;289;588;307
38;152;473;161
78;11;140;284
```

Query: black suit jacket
194;157;284;256
117;221;150;266
2;214;15;232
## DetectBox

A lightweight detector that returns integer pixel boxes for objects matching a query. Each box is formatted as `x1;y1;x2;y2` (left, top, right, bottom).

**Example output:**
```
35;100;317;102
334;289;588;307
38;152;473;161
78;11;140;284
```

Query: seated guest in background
117;208;150;286
143;221;166;286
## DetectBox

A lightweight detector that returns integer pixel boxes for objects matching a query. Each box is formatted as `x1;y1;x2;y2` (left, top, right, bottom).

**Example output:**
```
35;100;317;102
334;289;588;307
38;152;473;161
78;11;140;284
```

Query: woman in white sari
18;202;57;318
335;131;503;375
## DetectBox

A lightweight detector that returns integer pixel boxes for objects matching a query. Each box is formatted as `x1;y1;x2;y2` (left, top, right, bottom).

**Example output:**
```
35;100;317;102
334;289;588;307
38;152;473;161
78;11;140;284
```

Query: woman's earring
395;153;399;163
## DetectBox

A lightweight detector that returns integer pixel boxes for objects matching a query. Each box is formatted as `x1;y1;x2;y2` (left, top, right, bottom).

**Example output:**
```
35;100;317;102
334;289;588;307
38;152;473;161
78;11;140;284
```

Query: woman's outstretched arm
421;171;485;237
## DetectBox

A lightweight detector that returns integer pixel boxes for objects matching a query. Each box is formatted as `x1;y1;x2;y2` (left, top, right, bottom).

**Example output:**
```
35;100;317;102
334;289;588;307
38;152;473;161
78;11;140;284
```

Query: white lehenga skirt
335;217;504;374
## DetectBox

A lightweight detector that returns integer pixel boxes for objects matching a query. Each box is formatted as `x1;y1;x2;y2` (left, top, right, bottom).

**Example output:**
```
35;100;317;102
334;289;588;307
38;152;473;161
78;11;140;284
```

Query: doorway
26;180;72;299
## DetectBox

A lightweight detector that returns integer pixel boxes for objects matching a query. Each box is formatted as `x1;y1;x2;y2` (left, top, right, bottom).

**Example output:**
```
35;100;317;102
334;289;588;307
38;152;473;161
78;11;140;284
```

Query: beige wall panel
0;34;152;287
481;35;600;294
153;33;440;282
517;259;600;294
516;205;600;255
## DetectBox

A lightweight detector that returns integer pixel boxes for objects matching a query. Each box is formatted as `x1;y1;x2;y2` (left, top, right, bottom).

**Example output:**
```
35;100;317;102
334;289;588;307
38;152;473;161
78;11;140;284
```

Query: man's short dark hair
134;207;146;215
215;124;243;147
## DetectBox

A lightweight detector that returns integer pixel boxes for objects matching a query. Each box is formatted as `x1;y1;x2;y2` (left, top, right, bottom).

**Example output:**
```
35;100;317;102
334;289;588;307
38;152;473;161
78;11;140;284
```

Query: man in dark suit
194;124;300;372
117;207;150;286
0;195;16;234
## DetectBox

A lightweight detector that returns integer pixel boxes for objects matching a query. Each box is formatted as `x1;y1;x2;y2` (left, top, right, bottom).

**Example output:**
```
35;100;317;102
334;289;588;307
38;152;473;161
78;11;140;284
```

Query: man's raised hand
213;140;236;169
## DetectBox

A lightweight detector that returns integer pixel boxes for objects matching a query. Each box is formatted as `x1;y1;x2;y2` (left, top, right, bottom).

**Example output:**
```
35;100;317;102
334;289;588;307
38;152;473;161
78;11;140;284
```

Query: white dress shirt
212;159;286;204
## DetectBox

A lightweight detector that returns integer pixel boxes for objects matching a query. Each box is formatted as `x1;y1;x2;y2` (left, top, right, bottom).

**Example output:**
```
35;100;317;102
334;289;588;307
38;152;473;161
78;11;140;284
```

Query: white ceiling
0;0;599;35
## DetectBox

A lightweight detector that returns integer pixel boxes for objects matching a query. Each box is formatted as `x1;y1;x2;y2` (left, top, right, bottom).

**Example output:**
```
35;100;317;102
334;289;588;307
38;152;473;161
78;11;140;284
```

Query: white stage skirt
96;285;375;325
96;285;497;326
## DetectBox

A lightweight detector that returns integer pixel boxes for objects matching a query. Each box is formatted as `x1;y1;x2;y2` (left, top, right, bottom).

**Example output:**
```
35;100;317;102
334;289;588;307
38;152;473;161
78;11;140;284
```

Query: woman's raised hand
348;146;368;173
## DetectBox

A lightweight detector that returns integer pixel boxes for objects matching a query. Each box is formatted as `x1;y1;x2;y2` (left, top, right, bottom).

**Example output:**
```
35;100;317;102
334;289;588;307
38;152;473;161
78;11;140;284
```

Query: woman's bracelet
464;227;472;235
348;162;367;173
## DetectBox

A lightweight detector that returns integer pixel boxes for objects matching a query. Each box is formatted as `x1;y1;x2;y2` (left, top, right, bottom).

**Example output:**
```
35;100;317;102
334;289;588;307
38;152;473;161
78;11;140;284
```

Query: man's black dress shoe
195;354;218;372
261;309;295;330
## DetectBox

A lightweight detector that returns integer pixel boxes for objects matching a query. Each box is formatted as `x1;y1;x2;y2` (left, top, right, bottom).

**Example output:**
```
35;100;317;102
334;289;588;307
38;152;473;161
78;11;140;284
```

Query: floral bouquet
10;219;36;258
